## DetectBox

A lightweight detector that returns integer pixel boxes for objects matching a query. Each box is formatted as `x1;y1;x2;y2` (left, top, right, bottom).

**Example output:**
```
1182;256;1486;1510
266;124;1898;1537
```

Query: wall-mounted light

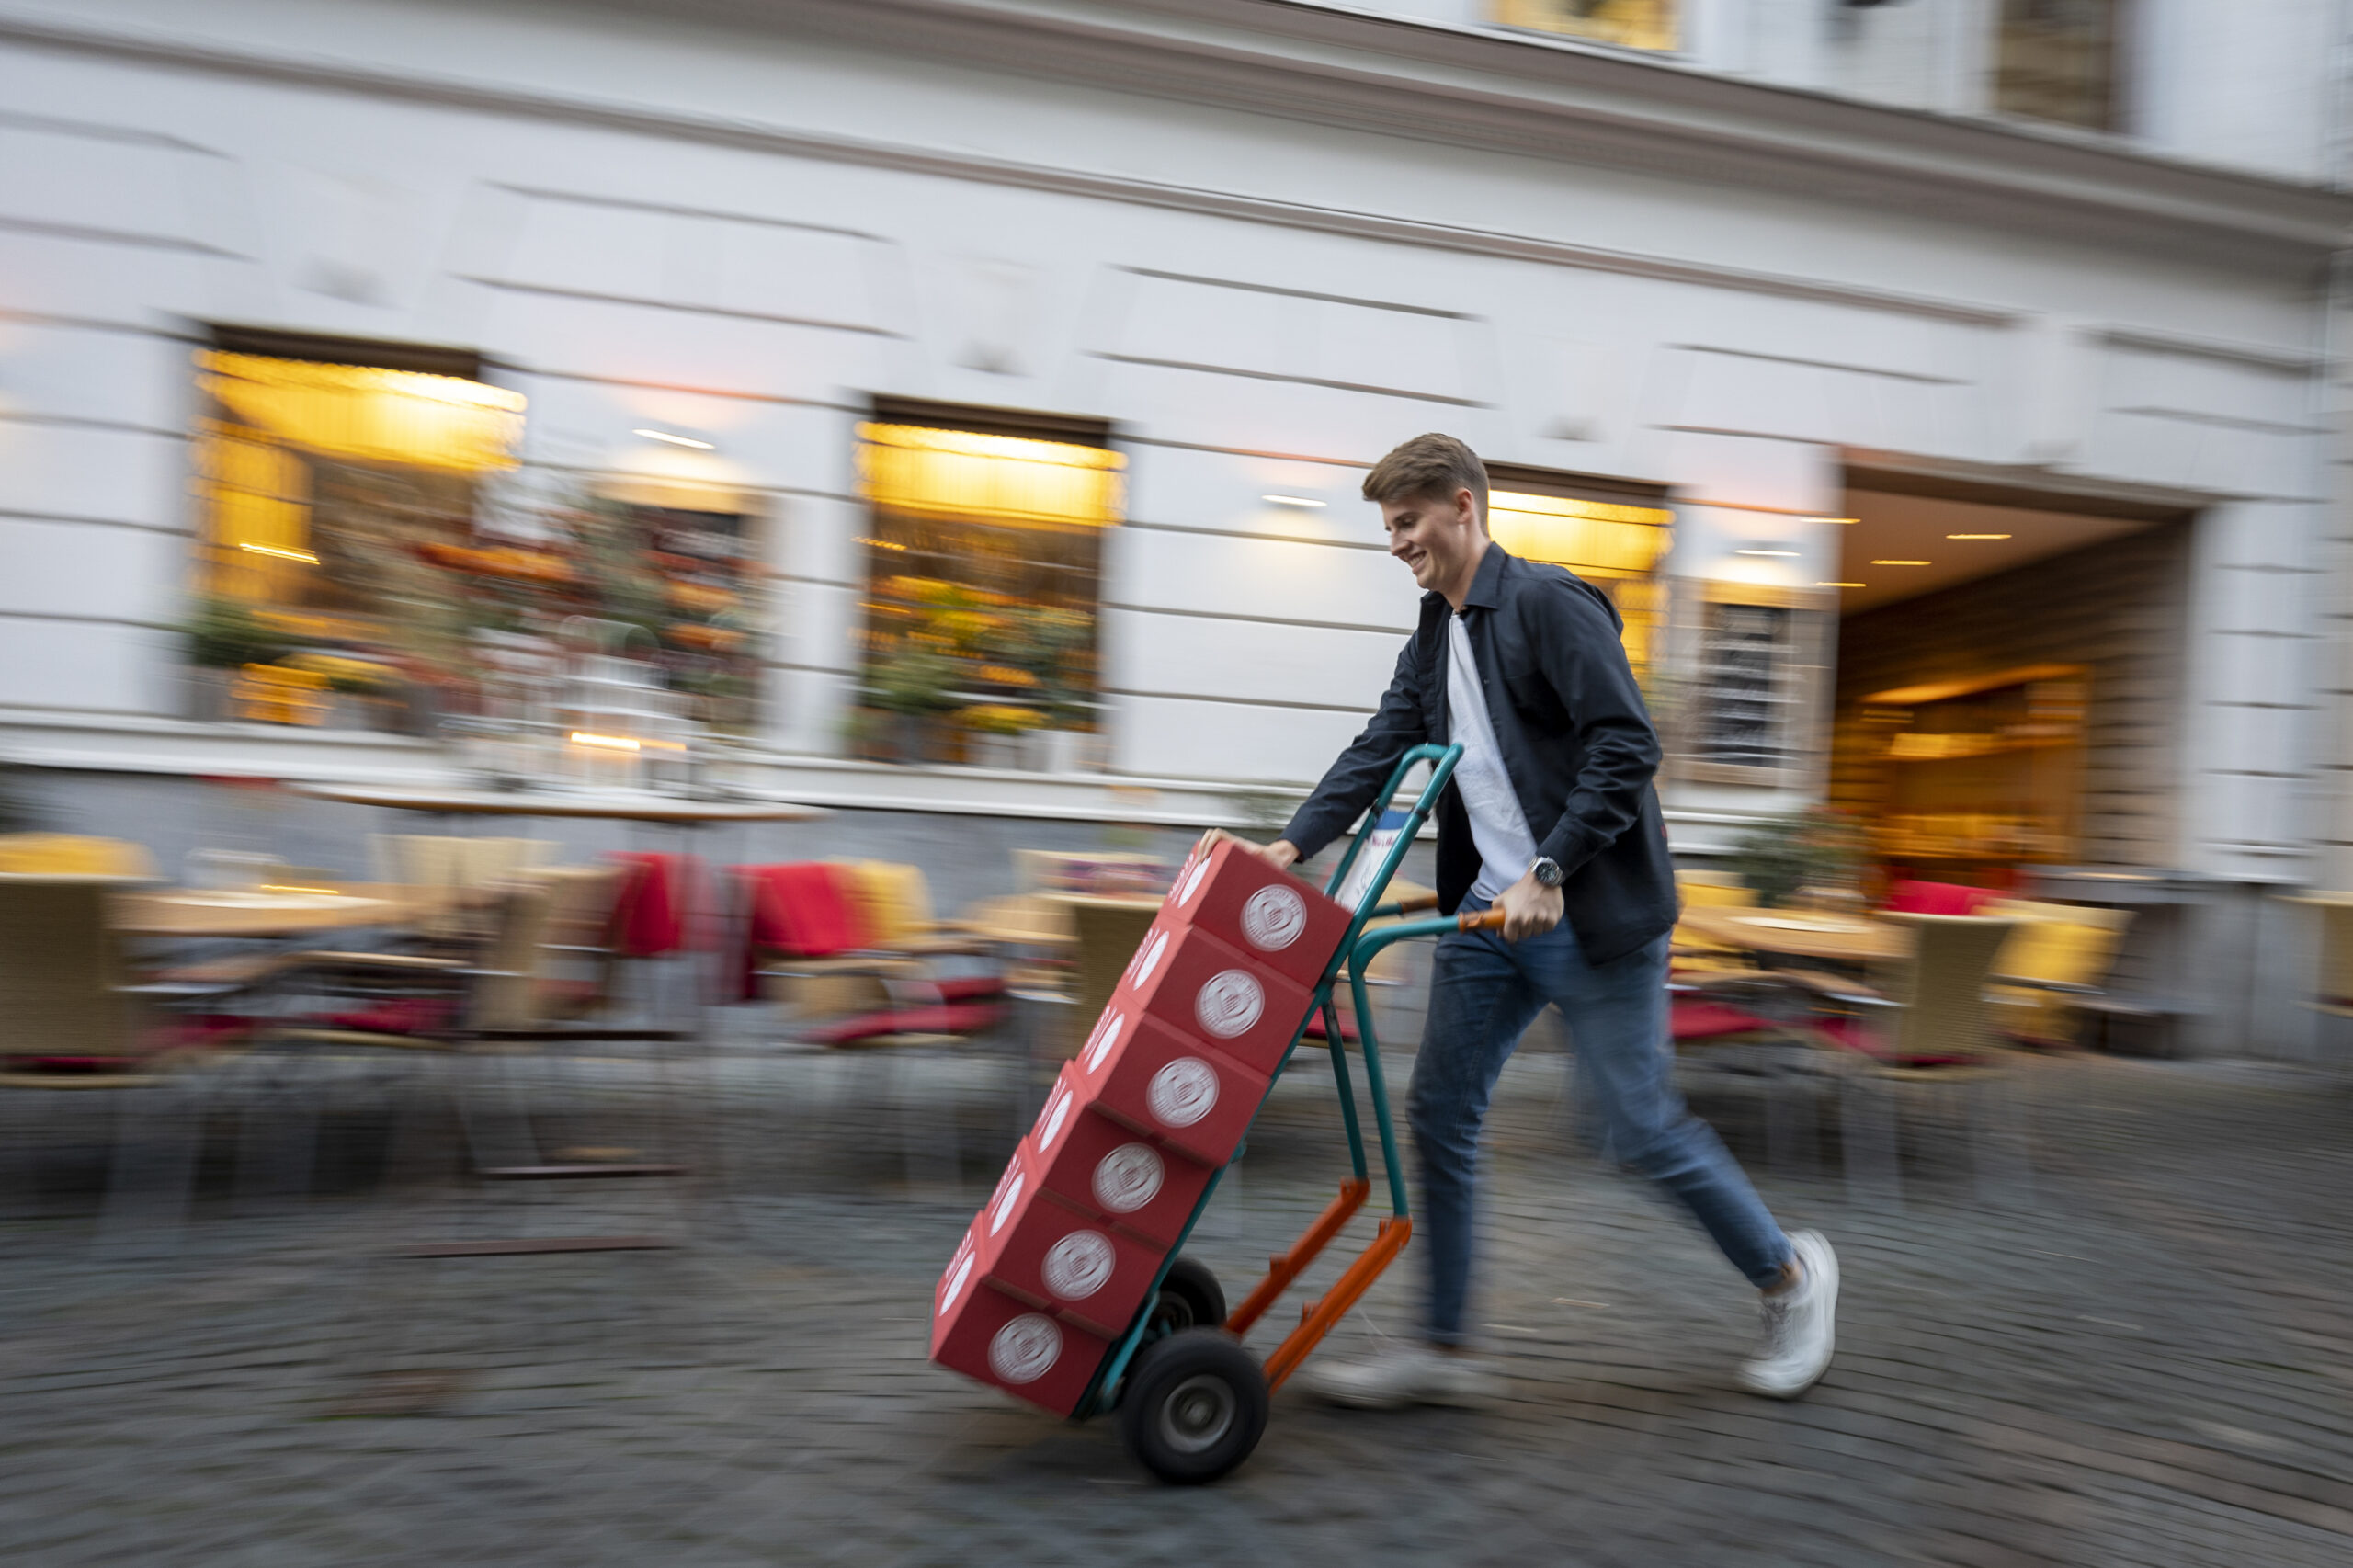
1734;548;1799;557
1262;494;1326;508
239;542;319;564
1870;559;1931;566
1945;533;2011;540
1811;517;1859;525
1818;581;1865;588
633;428;714;449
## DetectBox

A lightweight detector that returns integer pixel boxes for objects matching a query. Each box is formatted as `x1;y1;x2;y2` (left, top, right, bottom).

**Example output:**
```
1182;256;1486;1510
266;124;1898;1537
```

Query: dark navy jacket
1278;542;1677;965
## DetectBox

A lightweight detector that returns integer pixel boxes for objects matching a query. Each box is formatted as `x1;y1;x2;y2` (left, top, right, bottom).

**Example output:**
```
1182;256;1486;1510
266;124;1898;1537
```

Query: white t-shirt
1445;611;1539;903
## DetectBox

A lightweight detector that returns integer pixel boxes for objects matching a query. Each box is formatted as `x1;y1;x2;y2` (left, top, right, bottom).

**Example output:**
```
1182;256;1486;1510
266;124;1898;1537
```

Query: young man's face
1381;485;1486;596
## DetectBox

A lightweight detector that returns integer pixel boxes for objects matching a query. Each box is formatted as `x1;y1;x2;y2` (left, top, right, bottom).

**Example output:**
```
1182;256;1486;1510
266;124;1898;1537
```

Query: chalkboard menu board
1695;601;1794;771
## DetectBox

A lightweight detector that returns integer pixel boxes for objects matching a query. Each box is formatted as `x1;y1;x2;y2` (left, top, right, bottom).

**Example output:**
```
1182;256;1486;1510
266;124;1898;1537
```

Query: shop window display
853;405;1123;769
1491;0;1679;52
184;333;763;756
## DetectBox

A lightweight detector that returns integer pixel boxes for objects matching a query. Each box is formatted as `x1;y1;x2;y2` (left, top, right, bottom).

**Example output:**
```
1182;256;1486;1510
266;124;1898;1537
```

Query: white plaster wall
0;0;2331;853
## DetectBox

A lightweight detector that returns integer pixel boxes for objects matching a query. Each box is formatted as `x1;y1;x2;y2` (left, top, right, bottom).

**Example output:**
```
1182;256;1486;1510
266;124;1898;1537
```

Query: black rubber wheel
1146;1255;1226;1336
1119;1327;1269;1485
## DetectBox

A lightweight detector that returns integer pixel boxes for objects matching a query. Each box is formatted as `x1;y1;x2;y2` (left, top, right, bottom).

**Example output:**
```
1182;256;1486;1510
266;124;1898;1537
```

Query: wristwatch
1529;856;1563;889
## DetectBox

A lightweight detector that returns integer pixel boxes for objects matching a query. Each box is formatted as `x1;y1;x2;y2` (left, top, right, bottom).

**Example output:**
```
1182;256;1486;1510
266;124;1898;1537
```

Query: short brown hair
1362;433;1487;519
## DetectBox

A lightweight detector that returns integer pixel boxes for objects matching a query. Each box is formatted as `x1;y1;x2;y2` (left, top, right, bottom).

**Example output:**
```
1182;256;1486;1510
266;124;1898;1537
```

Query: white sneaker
1738;1230;1838;1399
1298;1344;1502;1410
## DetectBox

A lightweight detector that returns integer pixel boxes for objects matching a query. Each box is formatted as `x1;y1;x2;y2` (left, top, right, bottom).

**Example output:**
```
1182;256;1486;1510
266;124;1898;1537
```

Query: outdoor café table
112;882;435;938
1677;905;1911;967
290;784;829;1254
290;785;830;1018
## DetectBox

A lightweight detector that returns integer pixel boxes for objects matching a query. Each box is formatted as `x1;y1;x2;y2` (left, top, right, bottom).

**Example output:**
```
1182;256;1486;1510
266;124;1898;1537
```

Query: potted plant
982;608;1097;772
955;702;1045;768
1729;806;1868;910
865;646;958;764
179;597;295;721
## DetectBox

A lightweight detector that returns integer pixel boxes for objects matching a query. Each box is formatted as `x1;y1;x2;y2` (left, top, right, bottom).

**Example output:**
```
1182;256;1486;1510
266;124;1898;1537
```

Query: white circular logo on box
1082;1011;1126;1074
988;1167;1026;1235
1042;1231;1116;1300
1195;970;1265;1039
1178;857;1212;907
1132;929;1169;988
1148;1057;1220;1128
988;1312;1062;1383
1092;1142;1165;1213
939;1249;975;1316
1038;1085;1072;1151
1240;884;1308;951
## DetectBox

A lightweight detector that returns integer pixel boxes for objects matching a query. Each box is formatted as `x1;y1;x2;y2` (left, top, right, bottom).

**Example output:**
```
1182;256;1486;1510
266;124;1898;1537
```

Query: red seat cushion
1669;1000;1773;1040
1885;880;1996;916
800;1002;1006;1047
320;997;458;1036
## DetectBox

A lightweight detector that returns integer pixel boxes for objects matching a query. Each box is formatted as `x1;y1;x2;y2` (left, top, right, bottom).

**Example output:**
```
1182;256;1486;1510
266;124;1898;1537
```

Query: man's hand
1198;828;1300;872
1495;867;1564;942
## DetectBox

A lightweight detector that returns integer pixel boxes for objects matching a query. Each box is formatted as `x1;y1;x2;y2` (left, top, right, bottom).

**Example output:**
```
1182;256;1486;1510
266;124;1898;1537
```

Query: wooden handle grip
1458;908;1508;931
1394;892;1441;914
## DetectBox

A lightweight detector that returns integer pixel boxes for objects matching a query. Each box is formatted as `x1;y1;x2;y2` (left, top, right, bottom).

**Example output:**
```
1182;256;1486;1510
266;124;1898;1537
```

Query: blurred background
4;2;2353;1563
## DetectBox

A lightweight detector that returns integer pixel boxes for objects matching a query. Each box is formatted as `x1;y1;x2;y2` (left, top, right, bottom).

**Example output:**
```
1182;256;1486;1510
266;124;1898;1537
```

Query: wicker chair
0;876;235;1238
1807;913;2029;1208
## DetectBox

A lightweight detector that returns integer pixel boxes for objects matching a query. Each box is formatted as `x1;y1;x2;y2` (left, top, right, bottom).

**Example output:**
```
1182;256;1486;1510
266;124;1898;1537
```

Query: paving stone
2;1048;2349;1564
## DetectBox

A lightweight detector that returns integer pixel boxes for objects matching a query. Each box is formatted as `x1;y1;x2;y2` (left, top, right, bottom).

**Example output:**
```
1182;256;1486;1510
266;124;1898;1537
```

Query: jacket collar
1463;541;1508;610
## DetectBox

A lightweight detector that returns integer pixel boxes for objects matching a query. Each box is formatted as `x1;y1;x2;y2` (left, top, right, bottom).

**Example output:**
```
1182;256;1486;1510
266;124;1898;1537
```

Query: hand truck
1078;742;1506;1483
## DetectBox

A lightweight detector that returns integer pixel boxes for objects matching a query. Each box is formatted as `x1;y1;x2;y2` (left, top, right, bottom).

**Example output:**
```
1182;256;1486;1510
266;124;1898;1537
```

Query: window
853;399;1123;766
189;332;526;727
1677;584;1832;786
1993;0;2121;131
1482;465;1673;692
1492;0;1679;53
188;329;767;748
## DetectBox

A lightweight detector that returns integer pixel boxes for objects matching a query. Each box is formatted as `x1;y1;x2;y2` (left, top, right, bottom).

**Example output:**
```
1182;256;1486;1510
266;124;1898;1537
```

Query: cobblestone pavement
3;1042;2350;1567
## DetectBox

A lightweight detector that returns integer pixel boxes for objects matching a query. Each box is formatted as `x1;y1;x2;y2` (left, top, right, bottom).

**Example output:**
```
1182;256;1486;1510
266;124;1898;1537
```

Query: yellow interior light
197;350;526;476
568;732;642;752
1870;559;1932;566
238;541;319;564
858;422;1124;528
1484;490;1673;680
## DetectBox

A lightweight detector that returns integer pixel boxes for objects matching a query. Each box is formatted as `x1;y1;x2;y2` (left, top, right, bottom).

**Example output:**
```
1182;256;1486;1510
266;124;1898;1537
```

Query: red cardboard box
1028;1061;1216;1249
932;1221;1111;1416
1163;837;1352;989
1075;1002;1267;1167
956;1152;1169;1339
1111;918;1313;1078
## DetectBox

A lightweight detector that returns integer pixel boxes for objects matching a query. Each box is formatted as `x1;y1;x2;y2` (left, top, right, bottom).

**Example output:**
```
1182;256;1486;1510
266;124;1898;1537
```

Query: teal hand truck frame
1078;743;1506;1483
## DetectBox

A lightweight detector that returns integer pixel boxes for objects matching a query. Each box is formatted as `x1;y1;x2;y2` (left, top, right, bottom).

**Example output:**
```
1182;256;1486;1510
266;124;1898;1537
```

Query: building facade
2;0;2349;1051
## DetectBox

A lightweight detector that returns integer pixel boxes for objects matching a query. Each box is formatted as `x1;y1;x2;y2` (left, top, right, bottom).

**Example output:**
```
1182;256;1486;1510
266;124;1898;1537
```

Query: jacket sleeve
1528;581;1661;877
1277;632;1430;861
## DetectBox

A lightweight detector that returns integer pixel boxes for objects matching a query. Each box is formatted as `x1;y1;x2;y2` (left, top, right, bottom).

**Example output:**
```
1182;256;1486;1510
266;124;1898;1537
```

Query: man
1206;433;1836;1407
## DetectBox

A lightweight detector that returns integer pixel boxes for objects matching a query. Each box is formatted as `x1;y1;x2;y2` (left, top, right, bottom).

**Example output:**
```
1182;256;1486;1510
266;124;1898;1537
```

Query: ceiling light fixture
634;428;714;449
1262;494;1326;508
1871;559;1931;566
1946;533;2012;540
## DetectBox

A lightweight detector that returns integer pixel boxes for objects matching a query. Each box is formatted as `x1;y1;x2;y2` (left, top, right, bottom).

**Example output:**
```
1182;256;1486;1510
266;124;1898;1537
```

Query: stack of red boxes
930;839;1352;1413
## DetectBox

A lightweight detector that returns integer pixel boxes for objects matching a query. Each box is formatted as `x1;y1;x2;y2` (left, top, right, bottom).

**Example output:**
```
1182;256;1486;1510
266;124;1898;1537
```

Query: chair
370;835;555;940
0;835;158;879
0;876;242;1240
1979;898;2134;1049
1884;880;1998;917
1671;872;1761;979
1805;913;2029;1207
742;862;1005;1045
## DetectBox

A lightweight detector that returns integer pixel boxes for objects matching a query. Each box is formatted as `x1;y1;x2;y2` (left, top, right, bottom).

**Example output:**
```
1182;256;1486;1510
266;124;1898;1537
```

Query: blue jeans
1407;908;1792;1345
